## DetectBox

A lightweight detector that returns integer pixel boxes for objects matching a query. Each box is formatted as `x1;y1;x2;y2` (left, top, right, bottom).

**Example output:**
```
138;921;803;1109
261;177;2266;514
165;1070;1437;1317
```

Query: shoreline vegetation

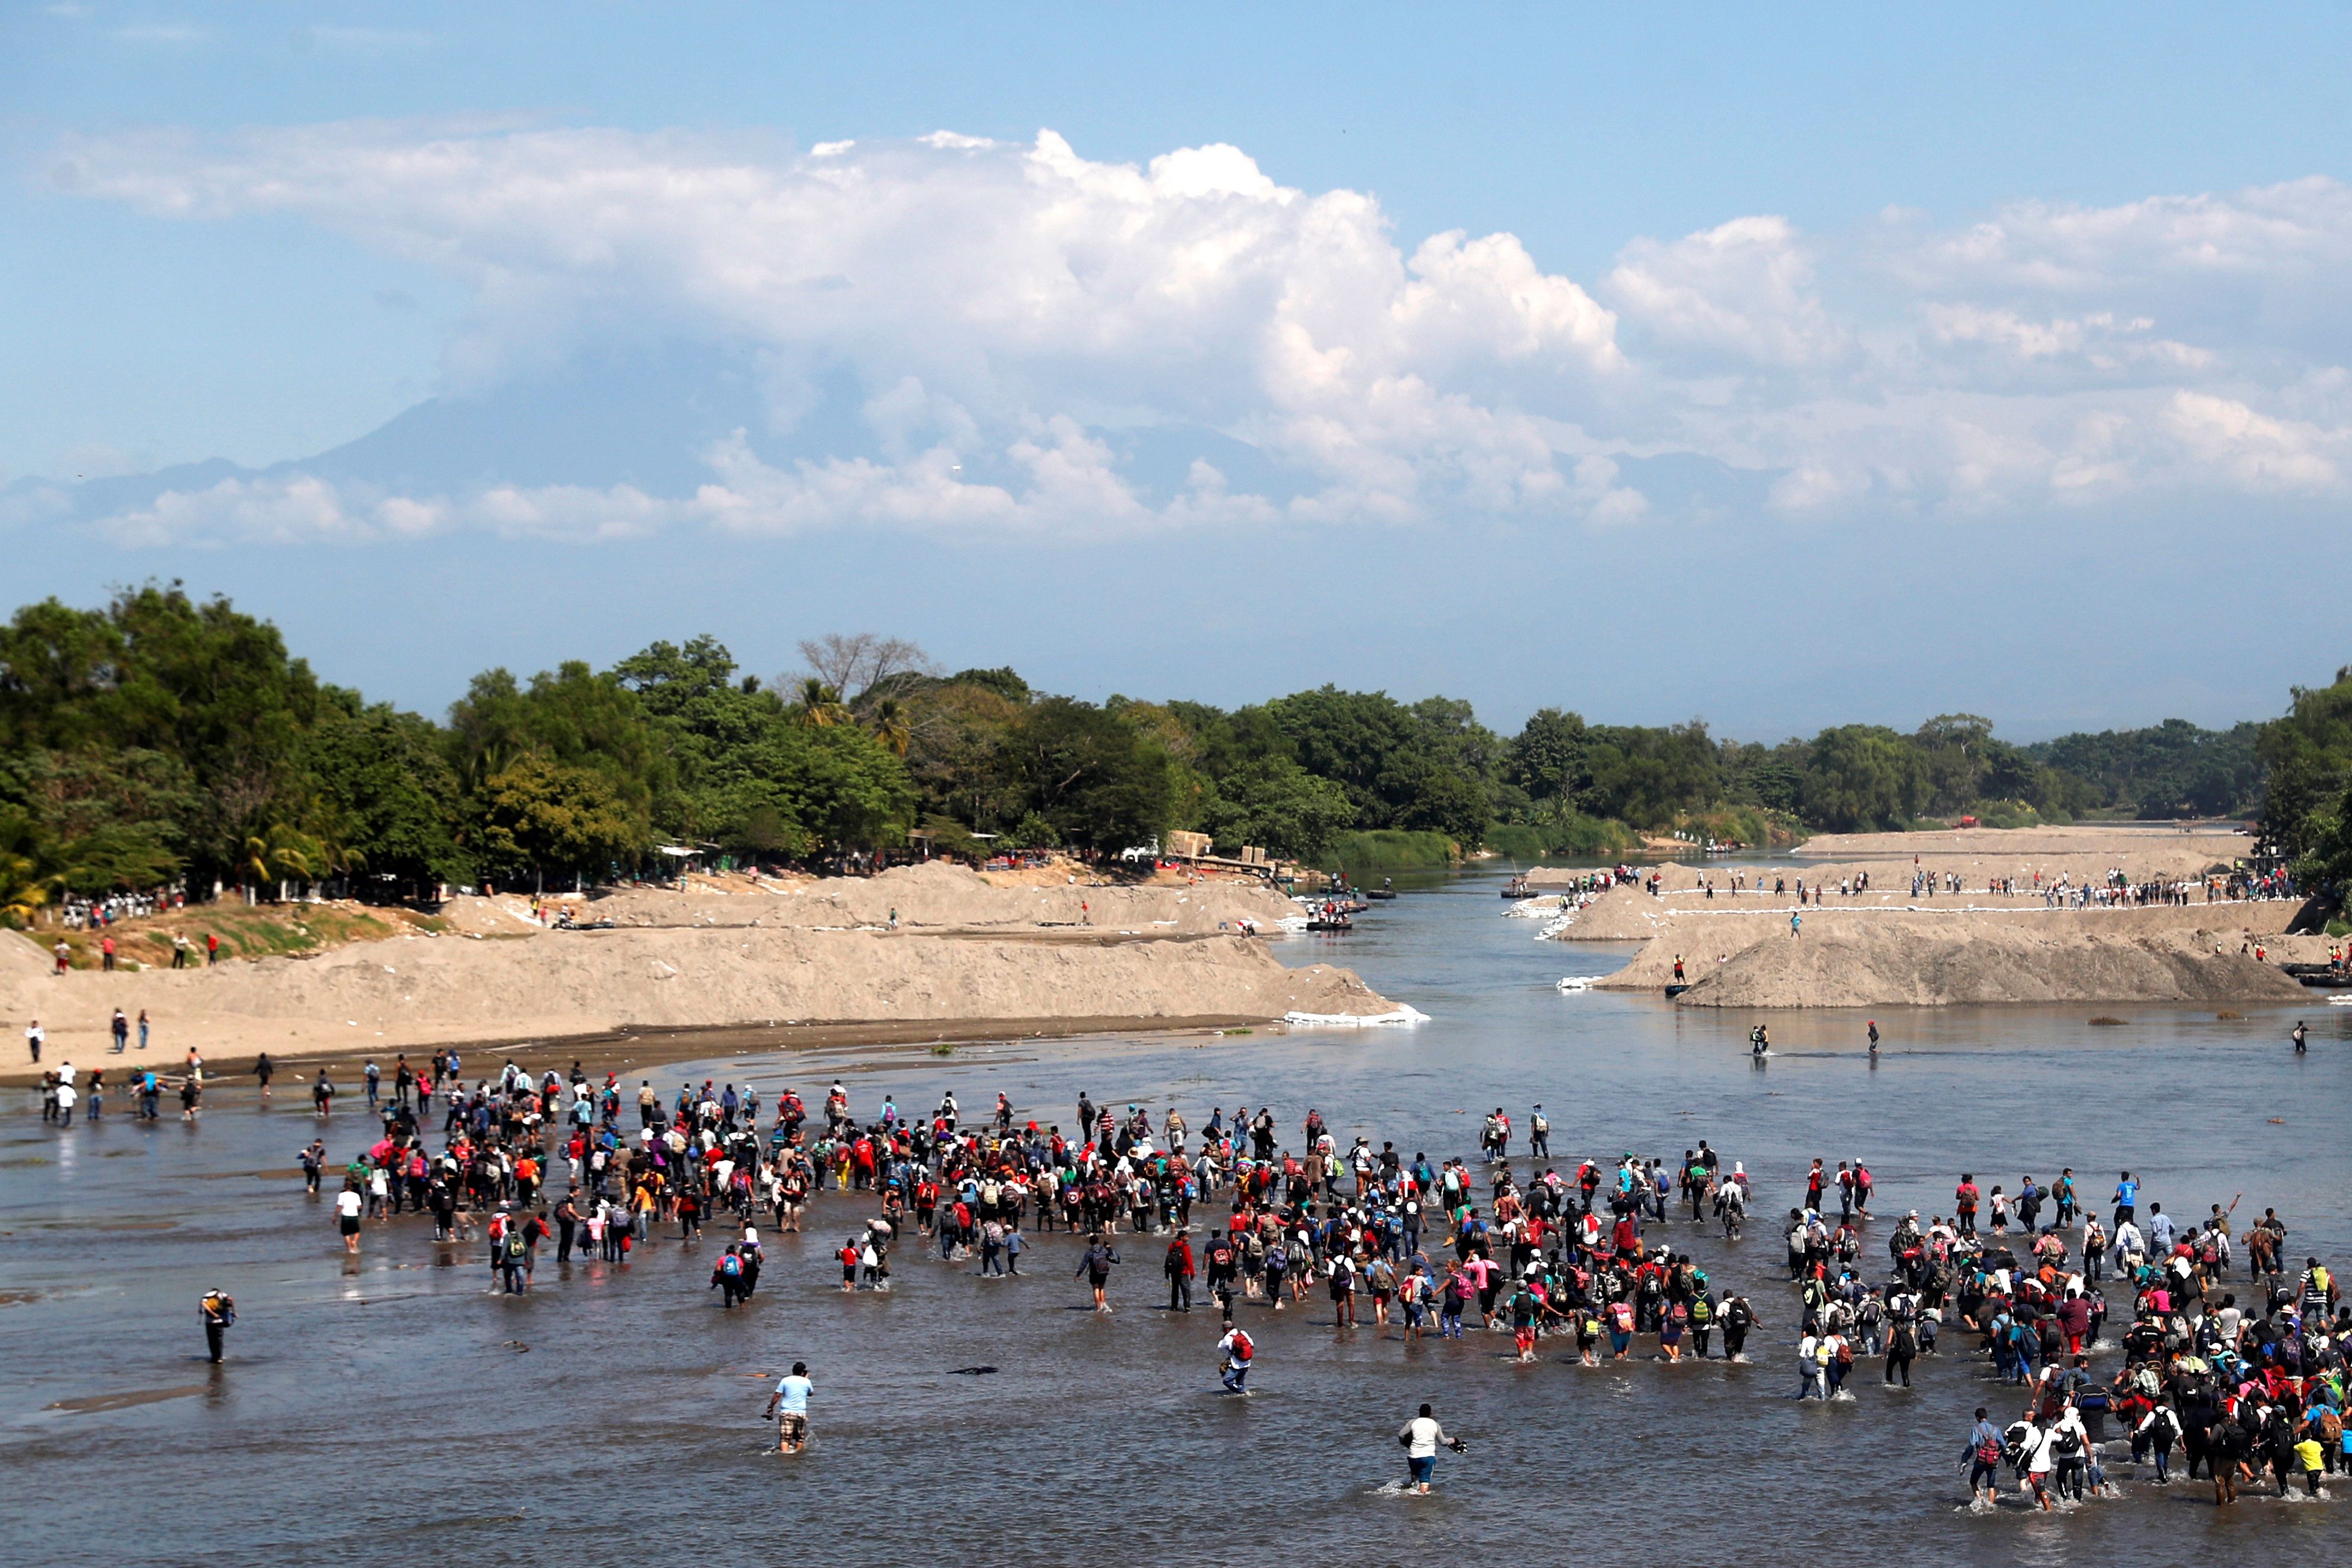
0;591;2301;941
11;592;2352;1038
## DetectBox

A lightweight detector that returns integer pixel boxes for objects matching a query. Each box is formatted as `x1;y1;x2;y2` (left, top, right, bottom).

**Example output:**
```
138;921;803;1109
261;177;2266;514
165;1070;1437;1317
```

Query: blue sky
5;3;2350;737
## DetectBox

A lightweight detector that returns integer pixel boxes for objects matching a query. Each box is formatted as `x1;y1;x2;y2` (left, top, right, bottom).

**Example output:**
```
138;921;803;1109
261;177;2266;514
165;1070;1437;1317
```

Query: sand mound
582;861;1295;934
1793;824;2248;881
0;921;1395;1071
1649;919;2309;1008
1534;825;2253;904
434;895;550;937
1595;902;2308;1007
1;930;52;978
1535;884;1680;940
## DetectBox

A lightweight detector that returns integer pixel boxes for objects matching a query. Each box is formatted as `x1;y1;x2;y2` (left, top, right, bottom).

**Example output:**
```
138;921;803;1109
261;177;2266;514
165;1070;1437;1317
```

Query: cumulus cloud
1607;216;1845;369
46;123;2352;540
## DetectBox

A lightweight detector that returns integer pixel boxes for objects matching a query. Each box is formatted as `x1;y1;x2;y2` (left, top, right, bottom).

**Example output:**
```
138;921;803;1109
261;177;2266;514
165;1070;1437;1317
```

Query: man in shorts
764;1361;814;1453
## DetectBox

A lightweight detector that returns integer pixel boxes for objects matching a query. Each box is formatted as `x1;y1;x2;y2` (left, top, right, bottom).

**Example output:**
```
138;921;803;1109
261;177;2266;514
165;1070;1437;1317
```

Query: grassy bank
1669;806;1807;850
23;902;440;971
1484;815;1642;862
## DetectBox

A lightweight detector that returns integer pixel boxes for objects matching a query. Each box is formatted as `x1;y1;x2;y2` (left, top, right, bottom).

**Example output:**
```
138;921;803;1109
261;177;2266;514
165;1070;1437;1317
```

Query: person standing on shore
200;1287;236;1364
25;1018;41;1064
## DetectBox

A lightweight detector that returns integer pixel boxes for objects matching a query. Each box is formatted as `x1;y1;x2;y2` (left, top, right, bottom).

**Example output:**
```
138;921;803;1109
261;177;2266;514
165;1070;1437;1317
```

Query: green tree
2259;667;2352;878
1507;708;1591;800
303;691;470;887
473;755;646;878
1577;723;1721;827
995;697;1177;852
1193;755;1357;860
1801;725;1929;831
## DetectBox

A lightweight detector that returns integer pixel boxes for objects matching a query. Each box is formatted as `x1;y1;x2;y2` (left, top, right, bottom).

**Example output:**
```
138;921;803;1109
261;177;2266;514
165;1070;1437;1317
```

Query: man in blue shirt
2112;1171;2137;1230
2146;1202;2176;1254
764;1361;814;1454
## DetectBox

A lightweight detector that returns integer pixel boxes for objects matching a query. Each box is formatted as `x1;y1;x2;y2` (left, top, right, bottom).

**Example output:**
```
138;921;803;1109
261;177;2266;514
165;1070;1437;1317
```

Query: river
3;865;2345;1564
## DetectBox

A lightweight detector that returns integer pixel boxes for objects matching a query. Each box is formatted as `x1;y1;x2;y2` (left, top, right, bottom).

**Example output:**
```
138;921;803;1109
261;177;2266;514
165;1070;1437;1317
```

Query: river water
4;866;2346;1564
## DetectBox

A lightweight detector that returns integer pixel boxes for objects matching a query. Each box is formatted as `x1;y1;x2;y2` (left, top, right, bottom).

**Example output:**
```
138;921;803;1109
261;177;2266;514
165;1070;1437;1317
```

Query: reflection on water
1;866;2342;1566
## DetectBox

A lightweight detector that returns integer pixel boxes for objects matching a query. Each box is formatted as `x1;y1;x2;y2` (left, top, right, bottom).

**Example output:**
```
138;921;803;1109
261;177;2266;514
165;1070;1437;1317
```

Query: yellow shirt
2295;1438;2324;1473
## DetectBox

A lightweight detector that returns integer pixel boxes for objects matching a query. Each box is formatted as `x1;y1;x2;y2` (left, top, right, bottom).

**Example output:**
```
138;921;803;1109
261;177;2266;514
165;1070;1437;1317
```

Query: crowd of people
278;1056;2347;1509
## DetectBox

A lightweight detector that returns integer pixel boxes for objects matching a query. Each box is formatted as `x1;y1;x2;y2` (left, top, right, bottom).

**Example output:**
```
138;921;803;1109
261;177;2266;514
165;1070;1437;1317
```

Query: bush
1484;815;1641;862
1317;829;1458;873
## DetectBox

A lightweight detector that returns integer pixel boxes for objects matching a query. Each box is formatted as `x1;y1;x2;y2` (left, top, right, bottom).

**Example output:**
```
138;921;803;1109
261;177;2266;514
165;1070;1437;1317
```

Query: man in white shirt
55;1077;78;1126
24;1020;41;1063
764;1361;814;1453
1396;1402;1460;1493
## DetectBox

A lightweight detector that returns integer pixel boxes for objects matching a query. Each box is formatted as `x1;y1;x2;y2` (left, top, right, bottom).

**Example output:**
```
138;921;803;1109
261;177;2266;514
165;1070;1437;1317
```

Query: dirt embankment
571;860;1297;935
1795;824;2251;876
1533;825;2250;907
0;865;1392;1084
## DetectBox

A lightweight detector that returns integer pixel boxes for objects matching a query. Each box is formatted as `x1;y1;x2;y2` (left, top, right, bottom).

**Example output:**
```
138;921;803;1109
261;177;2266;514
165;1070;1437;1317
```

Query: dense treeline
0;588;2318;919
2255;666;2352;896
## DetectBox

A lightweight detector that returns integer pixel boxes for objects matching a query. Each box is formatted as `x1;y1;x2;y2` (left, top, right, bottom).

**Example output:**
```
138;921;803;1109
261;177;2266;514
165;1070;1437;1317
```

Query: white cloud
49;124;2352;539
111;22;205;45
88;473;679;546
1607;215;1844;368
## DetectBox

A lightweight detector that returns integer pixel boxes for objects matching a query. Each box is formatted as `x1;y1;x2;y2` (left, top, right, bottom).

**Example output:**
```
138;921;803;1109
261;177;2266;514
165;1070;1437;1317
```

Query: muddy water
4;867;2347;1565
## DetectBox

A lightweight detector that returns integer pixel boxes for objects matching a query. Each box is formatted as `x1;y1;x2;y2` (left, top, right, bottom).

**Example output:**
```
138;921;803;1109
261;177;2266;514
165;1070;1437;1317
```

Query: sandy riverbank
573;858;1300;934
1538;825;2311;1007
1529;824;2253;899
1;865;1397;1085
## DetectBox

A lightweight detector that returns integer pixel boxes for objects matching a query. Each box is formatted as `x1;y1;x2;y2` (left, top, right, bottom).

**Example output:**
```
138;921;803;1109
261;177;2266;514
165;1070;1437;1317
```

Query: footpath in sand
1534;825;2314;1008
0;863;1402;1084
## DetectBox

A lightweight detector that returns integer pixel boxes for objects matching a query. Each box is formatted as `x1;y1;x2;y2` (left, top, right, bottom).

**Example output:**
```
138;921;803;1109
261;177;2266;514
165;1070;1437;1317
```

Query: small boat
1306;914;1354;932
1663;983;1690;998
1502;874;1533;899
1365;888;1397;901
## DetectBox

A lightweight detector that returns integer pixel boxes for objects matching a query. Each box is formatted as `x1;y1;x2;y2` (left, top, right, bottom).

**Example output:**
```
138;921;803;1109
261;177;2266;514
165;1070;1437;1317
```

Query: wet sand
0;1013;1279;1092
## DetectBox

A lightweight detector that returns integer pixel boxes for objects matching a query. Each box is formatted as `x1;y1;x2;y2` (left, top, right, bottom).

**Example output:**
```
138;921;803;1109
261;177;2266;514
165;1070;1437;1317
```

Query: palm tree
794;678;848;729
304;804;370;888
1;846;58;928
868;696;911;757
240;824;321;901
